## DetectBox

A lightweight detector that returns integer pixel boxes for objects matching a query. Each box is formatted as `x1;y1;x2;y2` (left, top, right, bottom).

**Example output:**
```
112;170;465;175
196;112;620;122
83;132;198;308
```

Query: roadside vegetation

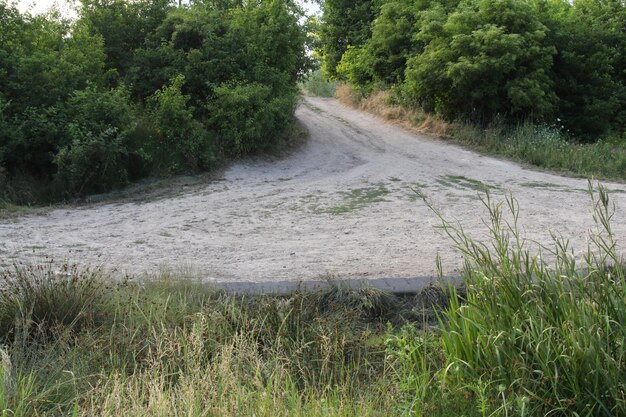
300;69;338;98
331;85;626;181
316;0;626;181
1;184;623;416
0;0;310;205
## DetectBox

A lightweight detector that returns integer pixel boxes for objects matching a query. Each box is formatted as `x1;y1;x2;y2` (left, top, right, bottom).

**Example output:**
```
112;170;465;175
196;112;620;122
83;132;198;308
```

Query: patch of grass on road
325;185;390;215
436;175;498;193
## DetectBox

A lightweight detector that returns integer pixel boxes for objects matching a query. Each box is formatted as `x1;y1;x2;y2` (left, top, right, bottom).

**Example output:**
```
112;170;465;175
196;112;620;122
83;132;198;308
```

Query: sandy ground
2;97;626;285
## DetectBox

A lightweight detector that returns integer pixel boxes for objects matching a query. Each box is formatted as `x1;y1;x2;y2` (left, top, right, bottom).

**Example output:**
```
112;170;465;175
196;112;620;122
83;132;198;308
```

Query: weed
0;262;110;341
324;185;390;215
406;182;626;416
436;175;498;193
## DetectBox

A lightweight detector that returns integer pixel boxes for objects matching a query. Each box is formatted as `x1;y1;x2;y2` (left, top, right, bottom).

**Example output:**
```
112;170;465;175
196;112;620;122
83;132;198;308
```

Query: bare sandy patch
2;97;625;284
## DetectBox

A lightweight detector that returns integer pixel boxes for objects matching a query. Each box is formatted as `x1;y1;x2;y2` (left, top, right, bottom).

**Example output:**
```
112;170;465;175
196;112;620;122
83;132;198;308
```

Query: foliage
363;0;419;85
336;46;373;90
54;86;138;196
0;0;308;203
148;75;216;172
300;69;338;97
405;0;557;122
319;0;626;137
208;81;298;156
539;0;626;138
319;0;376;79
78;0;173;78
335;0;421;88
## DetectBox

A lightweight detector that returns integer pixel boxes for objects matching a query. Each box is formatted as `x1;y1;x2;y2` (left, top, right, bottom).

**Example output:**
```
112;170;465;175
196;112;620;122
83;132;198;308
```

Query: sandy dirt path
2;97;626;284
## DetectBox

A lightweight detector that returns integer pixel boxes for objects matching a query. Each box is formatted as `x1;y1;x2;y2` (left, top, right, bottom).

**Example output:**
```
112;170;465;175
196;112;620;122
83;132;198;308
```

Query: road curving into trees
2;97;626;284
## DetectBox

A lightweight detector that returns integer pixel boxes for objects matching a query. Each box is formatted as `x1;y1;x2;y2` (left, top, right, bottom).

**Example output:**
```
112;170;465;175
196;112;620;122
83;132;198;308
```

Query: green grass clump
0;263;110;339
391;182;626;416
325;185;389;215
436;175;498;193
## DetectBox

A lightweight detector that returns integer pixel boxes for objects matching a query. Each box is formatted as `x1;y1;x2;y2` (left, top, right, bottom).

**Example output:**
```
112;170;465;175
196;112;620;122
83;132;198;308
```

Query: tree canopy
321;0;626;138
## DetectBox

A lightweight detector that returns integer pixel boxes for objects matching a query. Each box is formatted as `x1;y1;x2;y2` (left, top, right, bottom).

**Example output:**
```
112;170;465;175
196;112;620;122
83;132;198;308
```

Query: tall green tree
539;0;626;138
319;0;376;78
78;0;172;79
405;0;557;123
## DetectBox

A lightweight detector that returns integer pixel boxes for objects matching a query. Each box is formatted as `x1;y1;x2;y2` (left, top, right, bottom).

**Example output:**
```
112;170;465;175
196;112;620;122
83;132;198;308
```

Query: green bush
405;0;556;123
54;125;130;196
334;0;420;89
319;0;376;79
0;0;307;203
209;82;297;156
336;46;373;90
2;105;65;180
53;86;139;196
321;0;626;138
542;0;626;138
148;75;216;172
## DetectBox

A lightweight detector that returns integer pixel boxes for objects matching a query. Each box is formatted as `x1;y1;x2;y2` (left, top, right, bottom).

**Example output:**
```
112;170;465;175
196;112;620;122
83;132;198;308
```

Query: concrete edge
209;275;463;295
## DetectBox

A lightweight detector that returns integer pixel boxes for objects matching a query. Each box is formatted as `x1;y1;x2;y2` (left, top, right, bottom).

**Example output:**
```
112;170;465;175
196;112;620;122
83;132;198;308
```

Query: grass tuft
0;262;110;341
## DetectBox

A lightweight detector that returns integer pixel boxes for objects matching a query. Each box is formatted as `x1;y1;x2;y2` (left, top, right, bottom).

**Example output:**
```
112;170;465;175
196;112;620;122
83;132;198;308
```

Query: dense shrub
321;0;626;137
405;0;557;122
0;0;308;203
336;0;421;88
542;0;626;138
209;82;298;156
53;86;139;196
148;75;216;172
319;0;376;79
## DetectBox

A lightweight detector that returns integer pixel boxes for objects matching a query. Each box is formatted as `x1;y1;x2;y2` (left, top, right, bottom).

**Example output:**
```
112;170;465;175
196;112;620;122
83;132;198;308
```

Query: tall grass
0;268;402;416
395;182;625;416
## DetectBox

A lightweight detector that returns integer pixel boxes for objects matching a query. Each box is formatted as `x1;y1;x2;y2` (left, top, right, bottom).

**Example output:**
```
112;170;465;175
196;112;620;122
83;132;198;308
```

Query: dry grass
80;330;394;417
336;86;452;137
0;268;415;416
334;84;360;108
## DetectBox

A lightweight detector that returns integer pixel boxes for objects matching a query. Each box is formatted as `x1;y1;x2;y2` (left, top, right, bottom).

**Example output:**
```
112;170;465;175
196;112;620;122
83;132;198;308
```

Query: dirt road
2;97;625;284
